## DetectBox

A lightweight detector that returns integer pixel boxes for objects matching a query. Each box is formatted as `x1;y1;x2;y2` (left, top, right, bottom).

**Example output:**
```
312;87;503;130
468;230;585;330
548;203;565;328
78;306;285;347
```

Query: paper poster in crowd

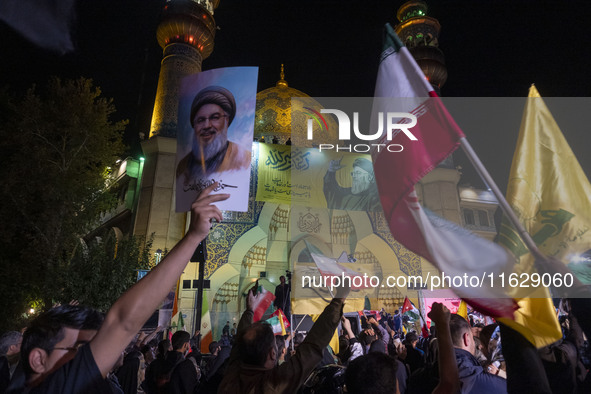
176;67;258;212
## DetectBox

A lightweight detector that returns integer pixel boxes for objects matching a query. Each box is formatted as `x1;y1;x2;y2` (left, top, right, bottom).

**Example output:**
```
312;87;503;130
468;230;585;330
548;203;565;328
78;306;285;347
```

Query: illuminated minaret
150;0;218;138
134;0;219;250
395;0;447;94
395;1;460;223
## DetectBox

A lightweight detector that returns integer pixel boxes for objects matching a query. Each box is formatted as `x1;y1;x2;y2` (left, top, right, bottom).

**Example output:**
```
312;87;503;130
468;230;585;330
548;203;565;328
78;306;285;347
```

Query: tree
0;77;138;330
61;233;155;312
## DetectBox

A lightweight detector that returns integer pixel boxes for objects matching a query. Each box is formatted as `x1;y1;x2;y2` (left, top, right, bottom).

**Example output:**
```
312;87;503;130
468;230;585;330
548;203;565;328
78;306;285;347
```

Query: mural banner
256;143;381;212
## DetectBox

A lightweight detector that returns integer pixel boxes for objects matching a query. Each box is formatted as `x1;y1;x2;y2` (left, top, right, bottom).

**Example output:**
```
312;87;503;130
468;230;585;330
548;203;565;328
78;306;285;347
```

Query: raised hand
188;182;229;240
328;157;345;172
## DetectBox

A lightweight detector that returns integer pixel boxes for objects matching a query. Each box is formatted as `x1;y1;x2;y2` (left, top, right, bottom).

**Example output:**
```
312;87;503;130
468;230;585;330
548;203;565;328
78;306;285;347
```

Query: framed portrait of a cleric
176;67;258;212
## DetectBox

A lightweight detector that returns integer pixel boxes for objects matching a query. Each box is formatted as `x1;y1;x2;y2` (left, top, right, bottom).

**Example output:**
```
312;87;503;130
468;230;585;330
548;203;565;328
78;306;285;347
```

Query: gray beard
192;133;228;161
351;178;370;195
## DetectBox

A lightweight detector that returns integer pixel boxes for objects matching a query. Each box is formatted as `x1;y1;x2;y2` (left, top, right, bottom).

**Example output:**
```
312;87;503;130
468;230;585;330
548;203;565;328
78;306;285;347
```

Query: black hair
21;304;103;375
157;339;171;359
236;321;275;367
208;341;219;353
171;330;191;351
140;344;153;355
359;330;377;346
404;332;419;345
479;324;498;351
345;352;398;393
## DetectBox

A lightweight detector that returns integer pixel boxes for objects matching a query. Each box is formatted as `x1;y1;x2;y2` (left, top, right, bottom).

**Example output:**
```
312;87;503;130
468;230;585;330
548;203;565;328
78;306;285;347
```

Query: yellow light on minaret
149;0;219;139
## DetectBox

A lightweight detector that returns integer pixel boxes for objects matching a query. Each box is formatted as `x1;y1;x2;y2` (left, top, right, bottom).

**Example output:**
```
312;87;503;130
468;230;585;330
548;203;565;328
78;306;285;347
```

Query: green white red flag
252;284;275;322
372;24;516;319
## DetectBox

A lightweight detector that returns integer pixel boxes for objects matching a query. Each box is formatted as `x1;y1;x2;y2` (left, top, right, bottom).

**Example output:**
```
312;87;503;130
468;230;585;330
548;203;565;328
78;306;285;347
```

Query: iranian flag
306;241;368;290
200;291;213;354
372;24;516;319
252;283;275;322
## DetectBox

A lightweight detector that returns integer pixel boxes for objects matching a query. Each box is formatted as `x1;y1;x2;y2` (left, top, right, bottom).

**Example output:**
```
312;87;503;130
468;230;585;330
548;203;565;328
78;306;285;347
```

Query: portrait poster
176;67;258;212
256;144;382;212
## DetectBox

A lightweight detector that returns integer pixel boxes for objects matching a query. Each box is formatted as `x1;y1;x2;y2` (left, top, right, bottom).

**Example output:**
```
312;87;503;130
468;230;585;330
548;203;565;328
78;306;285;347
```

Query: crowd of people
2;182;591;393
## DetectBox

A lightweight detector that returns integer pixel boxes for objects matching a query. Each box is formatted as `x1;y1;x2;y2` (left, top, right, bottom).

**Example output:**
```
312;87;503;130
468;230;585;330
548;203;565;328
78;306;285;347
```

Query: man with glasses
7;304;104;392
8;183;229;393
323;157;381;212
176;85;251;188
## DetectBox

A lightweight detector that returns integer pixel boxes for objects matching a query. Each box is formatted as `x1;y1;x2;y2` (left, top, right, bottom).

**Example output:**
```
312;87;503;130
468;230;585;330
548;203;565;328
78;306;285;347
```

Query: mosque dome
254;65;338;147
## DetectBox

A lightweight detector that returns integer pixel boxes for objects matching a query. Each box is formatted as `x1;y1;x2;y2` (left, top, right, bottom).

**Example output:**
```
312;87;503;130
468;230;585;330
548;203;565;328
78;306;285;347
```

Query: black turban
190;86;236;127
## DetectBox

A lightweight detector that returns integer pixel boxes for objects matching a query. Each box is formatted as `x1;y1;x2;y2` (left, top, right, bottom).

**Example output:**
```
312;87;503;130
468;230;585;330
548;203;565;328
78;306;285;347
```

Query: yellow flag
498;85;591;348
256;143;381;210
309;313;340;355
457;300;468;320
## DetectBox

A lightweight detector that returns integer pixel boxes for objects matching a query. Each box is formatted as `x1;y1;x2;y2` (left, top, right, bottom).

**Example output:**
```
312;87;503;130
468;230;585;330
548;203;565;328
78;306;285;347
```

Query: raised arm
368;316;389;346
429;302;459;394
139;326;165;347
90;183;229;377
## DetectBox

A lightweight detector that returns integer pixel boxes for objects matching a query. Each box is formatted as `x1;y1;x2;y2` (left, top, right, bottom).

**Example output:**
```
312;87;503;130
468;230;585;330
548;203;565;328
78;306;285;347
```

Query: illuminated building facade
108;0;498;338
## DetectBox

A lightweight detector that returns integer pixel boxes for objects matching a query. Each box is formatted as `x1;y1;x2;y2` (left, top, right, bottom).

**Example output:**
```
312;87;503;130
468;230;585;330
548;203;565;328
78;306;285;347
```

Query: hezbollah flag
371;24;516;319
310;313;340;355
265;314;287;336
498;85;591;348
457;300;468;320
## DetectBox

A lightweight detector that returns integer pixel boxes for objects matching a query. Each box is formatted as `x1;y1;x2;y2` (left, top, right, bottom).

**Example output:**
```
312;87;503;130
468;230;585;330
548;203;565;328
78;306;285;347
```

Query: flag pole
459;137;543;259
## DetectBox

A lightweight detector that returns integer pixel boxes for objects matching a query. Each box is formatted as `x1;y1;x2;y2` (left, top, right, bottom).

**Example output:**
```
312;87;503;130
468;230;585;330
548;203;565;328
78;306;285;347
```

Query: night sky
2;0;590;190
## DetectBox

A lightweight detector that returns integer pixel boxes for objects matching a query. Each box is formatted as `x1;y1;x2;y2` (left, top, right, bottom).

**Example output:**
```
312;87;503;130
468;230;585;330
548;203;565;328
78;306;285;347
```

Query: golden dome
254;65;338;147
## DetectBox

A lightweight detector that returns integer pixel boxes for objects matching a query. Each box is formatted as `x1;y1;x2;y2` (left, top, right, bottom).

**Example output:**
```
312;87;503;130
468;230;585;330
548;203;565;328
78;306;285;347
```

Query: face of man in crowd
350;166;373;195
192;103;229;161
29;327;97;383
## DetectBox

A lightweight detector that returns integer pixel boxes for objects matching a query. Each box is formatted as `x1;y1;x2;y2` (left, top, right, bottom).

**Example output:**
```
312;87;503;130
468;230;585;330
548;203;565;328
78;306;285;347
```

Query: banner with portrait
176;67;258;212
256;144;382;212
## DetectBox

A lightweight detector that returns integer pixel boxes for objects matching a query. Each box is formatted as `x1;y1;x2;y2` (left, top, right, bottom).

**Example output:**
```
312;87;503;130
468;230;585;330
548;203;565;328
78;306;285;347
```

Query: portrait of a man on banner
176;67;258;212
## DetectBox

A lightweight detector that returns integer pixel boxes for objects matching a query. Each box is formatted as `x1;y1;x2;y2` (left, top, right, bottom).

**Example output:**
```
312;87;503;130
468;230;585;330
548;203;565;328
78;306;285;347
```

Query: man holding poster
176;67;258;212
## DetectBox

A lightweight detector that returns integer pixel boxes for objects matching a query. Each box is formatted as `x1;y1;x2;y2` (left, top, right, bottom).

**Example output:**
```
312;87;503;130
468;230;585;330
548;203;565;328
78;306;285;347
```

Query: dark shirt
5;361;25;393
0;356;10;393
404;345;425;374
273;283;291;314
144;356;165;394
165;351;198;394
108;373;125;394
28;343;112;393
115;352;140;394
455;348;507;394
